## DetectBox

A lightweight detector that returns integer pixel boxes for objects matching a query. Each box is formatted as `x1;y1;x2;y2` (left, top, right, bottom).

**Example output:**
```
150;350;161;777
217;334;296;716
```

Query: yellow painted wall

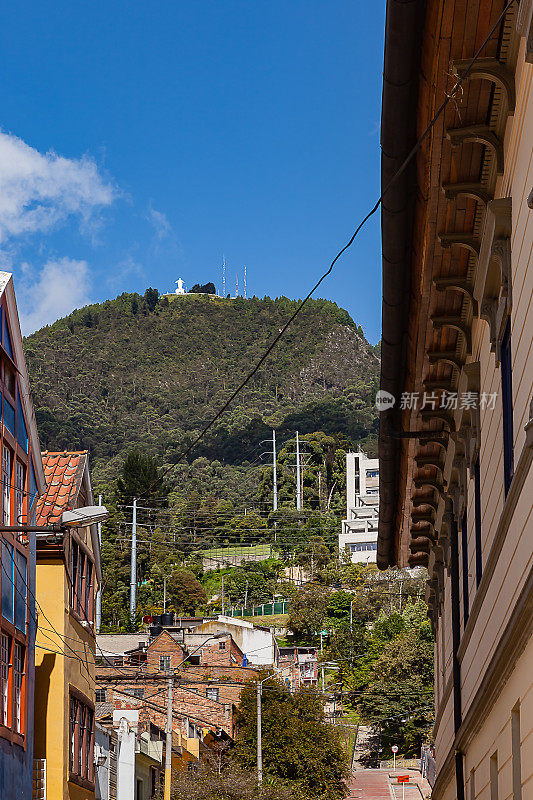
34;554;96;800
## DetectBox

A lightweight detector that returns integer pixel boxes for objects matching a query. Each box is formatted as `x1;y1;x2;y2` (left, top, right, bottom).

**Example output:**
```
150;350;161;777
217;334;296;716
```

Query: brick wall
146;630;185;672
200;636;244;668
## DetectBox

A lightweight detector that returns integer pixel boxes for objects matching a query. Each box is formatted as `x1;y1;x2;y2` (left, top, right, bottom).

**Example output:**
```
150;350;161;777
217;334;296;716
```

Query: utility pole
164;676;173;800
221;574;225;615
296;431;301;511
163;576;167;612
272;430;278;512
96;494;102;633
321;631;325;693
130;498;137;620
257;683;263;785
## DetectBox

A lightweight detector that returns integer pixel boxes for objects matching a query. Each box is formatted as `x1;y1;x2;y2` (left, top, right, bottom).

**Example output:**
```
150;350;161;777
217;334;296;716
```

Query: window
69;692;94;784
14;550;27;632
13;643;23;733
159;655;170;672
3;364;15;398
14;461;24;525
219;641;226;650
70;539;94;625
136;778;143;800
490;752;499;800
366;470;379;478
1;539;14;623
350;542;378;552
151;767;157;798
461;509;469;626
1;634;9;727
1;447;12;525
474;458;482;587
3;399;15;438
95;688;107;703
501;319;514;496
206;687;219;702
16;395;28;453
512;703;522;800
131;686;144;699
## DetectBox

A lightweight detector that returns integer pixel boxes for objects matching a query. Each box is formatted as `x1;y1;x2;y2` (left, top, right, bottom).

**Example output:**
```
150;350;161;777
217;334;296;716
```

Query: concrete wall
186;617;277;666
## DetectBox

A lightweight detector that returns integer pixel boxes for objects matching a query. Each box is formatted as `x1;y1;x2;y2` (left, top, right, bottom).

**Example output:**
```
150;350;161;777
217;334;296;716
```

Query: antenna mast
244;265;247;298
222;255;226;297
235;273;238;298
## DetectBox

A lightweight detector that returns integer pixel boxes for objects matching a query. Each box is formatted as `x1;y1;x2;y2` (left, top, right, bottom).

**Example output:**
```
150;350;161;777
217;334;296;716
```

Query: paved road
347;769;428;800
347;769;393;800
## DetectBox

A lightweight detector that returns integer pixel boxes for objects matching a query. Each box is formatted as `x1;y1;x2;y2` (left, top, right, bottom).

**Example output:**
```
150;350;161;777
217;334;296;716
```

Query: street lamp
0;504;110;534
257;668;281;785
164;632;229;800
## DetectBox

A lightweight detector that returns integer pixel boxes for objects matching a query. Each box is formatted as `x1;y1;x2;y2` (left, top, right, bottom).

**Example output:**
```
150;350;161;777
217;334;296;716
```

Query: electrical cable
144;0;517;493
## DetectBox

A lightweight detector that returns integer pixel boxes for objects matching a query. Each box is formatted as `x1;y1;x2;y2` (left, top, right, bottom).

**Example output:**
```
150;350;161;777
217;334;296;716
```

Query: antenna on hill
244;265;247;299
235;272;239;298
222;255;226;298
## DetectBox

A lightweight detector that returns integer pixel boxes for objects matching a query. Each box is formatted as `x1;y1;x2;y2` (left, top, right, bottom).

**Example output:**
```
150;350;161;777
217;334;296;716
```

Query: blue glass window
3;316;13;360
29;459;37;525
16;394;28;452
14;550;27;631
1;539;14;623
3;397;15;437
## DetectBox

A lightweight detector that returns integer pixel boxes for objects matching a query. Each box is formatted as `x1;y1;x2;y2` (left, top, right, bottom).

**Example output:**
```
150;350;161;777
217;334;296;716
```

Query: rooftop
36;450;88;524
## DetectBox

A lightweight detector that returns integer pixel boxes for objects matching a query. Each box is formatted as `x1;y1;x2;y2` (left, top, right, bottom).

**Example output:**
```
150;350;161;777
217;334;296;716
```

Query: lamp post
256;668;281;785
164;632;229;800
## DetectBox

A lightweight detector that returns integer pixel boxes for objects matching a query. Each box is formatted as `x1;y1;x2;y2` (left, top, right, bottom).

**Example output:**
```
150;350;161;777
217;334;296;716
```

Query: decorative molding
431;315;472;355
442;182;492;207
438;233;480;258
428;350;464;372
451;58;516;113
446;125;504;173
433;275;478;315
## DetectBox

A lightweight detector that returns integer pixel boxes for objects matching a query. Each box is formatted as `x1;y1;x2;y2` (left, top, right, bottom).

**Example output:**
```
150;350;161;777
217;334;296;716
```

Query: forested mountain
24;290;380;498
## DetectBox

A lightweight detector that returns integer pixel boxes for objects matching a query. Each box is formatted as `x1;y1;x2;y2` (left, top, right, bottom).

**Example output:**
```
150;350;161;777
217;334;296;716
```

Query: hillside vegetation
24;291;380;494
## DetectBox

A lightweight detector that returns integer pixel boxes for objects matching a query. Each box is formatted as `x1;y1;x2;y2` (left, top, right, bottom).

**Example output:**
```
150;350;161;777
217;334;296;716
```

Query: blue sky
0;1;385;342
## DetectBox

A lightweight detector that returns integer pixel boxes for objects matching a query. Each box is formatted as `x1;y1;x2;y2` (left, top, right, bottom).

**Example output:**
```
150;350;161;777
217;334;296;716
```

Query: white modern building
339;451;379;563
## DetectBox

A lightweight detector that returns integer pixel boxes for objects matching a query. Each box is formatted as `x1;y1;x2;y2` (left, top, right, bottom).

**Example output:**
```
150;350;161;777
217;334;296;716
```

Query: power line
146;0;517;491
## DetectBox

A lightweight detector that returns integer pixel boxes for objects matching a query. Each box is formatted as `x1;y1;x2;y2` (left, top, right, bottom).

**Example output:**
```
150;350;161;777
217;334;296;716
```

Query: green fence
230;600;290;617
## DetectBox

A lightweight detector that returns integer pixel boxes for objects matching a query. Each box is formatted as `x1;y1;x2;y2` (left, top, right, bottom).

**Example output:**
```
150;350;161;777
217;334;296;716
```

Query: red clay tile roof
36;450;88;525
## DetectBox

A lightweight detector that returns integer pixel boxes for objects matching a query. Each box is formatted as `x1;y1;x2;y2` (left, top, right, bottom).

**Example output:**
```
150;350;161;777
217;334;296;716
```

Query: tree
234;678;347;799
287;583;330;642
189;282;216;294
143;287;159;311
357;607;434;757
167;569;207;614
116;449;169;504
171;763;295;799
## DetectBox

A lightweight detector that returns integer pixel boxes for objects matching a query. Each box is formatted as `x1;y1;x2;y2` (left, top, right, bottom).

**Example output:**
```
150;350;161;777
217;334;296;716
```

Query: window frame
68;687;95;790
69;534;95;629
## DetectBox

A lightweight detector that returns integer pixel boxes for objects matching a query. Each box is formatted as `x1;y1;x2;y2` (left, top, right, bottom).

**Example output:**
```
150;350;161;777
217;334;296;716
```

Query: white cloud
18;257;92;336
148;205;172;240
0;131;116;243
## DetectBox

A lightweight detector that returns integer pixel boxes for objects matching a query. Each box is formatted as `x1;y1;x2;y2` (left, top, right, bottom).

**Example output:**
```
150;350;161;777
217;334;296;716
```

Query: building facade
0;273;46;798
339;451;379;563
378;3;533;800
34;451;102;799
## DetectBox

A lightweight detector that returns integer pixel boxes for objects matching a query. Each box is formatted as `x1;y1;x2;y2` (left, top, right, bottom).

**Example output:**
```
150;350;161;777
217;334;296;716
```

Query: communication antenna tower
244;265;247;298
222;255;226;297
235;272;239;298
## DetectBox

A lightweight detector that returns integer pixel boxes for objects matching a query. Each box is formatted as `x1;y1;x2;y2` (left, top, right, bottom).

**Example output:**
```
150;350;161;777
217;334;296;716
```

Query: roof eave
377;0;427;569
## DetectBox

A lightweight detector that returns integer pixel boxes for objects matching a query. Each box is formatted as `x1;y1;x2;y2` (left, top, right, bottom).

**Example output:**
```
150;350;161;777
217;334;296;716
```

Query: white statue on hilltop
174;278;185;295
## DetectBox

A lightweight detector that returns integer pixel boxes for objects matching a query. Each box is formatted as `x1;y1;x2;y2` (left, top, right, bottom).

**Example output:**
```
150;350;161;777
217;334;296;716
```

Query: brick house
95;630;259;765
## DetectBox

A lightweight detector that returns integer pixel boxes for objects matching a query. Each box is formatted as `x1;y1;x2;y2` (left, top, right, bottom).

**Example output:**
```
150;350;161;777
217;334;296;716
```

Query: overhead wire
143;0;518;492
